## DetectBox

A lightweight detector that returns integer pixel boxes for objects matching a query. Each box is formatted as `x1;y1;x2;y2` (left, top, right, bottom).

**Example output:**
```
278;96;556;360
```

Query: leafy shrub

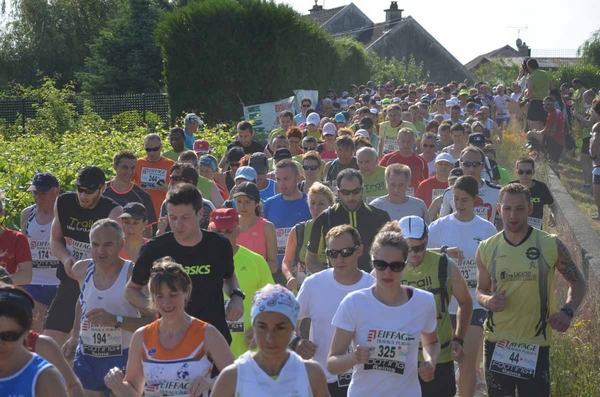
551;63;600;90
369;53;429;86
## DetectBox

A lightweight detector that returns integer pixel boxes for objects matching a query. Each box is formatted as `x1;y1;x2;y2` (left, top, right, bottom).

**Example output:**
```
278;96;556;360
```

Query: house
305;1;474;84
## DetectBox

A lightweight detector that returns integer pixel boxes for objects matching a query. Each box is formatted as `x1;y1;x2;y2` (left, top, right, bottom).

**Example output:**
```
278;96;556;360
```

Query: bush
369;53;429;86
551;63;600;90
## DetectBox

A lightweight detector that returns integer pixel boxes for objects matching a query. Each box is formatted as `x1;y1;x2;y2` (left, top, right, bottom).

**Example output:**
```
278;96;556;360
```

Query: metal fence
0;92;170;130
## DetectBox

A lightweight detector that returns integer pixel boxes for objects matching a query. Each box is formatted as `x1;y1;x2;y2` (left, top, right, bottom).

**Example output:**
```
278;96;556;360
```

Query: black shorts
44;264;80;333
544;136;564;163
327;376;350;397
419;361;456;397
527;100;547;123
484;340;550;397
581;136;591;155
594;173;600;185
450;308;487;329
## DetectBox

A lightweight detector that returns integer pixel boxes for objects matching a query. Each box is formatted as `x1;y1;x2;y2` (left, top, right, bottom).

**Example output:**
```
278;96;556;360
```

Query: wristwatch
115;315;123;329
452;337;464;347
560;307;574;319
440;245;449;254
231;288;246;301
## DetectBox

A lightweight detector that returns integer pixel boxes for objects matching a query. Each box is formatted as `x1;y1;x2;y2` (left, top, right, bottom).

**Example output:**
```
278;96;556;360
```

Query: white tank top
235;351;312;397
78;260;139;358
25;205;60;285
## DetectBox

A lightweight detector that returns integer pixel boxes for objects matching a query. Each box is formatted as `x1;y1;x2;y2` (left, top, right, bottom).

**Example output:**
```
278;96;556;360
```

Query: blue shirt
259;179;277;202
0;354;52;396
294;113;306;126
184;130;195;150
263;193;311;266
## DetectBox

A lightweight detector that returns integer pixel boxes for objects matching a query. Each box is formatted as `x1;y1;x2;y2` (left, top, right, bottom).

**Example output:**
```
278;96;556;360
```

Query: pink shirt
237;217;268;258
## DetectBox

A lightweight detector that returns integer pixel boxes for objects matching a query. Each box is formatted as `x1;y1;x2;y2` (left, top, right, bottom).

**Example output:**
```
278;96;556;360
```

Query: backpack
429;254;451;316
294;221;307;265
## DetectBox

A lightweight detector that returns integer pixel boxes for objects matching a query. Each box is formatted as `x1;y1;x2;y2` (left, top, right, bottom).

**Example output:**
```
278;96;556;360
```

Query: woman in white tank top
211;285;329;397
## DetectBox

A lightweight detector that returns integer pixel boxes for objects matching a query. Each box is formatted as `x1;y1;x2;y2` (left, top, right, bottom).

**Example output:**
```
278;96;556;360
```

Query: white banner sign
243;96;295;144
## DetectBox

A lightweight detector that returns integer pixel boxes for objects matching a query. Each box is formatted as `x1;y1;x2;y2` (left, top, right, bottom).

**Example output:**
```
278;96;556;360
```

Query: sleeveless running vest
478;228;558;346
237;217;268;258
235;351;312;397
142;318;213;397
25;205;60;285
78;260;139;357
0;354;52;397
401;251;454;363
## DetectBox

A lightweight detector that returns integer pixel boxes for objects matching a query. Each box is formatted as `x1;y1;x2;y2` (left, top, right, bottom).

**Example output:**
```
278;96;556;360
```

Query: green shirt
196;175;215;201
362;167;388;204
163;149;188;162
413;120;425;134
498;165;511;185
528;69;551;101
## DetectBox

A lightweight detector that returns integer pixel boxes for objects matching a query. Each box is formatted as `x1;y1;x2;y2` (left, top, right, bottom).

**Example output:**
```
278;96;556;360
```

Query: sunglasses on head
76;185;99;195
326;245;360;259
145;146;161;152
303;147;315;152
461;161;482;168
372;259;406;272
408;242;427;253
339;187;362;196
0;329;25;342
303;165;318;171
517;169;533;175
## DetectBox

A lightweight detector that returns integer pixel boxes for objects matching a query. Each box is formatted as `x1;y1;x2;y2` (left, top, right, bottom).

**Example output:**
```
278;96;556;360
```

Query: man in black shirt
125;184;243;344
218;121;264;169
306;169;390;273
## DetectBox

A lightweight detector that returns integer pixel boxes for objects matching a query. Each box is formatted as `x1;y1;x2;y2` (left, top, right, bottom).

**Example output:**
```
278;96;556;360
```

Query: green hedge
551;63;600;90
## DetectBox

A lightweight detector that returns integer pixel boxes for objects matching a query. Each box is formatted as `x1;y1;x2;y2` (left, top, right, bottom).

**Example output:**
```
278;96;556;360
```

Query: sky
275;0;598;64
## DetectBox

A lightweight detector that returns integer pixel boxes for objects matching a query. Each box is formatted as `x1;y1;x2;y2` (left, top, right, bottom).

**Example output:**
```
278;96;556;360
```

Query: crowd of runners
1;57;599;396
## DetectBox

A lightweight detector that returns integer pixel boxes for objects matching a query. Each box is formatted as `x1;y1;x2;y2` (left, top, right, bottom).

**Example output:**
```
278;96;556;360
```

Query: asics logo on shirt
184;265;211;275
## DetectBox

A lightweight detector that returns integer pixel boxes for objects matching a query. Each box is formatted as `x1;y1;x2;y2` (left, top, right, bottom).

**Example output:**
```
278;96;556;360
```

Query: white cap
322;122;337;136
445;99;454;107
399;216;428;240
306;113;320;126
435;152;455;164
370;108;379;115
355;129;370;138
347;97;356;106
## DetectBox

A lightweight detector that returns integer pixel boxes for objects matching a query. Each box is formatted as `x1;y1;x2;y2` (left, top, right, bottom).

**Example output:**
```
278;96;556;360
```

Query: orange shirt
133;157;175;218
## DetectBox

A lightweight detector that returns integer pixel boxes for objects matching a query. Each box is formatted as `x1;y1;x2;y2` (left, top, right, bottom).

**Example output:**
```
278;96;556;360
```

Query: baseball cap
355;129;370;138
334;113;346;123
359;117;373;130
469;133;486;147
370;108;379;115
273;148;292;163
322;122;337;136
449;167;464;180
435;153;455;164
193;139;210;154
234;166;257;182
28;172;59;192
232;181;261;202
199;156;218;171
227;147;245;162
118;202;148;221
342;91;349;98
209;208;239;230
392;97;401;103
382;98;392;107
458;89;469;97
399;216;428;240
184;113;203;125
346;97;356;106
249;153;268;175
75;166;106;189
306;113;320;126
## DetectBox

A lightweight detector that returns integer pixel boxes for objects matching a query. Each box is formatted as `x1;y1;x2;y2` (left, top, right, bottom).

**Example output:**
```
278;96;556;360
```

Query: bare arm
106;329;147;396
20;206;32;234
50;200;74;268
205;325;235;371
263;221;279;273
555;238;587;313
36;335;84;397
305;361;329;397
35;366;68;397
11;261;32;286
421;329;440;367
281;225;299;290
210;183;225;208
210;365;237;397
305;251;325;274
125;281;151;312
450;262;473;340
327;327;357;375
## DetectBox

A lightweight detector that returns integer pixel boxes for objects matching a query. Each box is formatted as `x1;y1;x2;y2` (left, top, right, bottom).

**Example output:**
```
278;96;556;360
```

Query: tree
578;28;600;68
370;53;429;86
77;0;163;94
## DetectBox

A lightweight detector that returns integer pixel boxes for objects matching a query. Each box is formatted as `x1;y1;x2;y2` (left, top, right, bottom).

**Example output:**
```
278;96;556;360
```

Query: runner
509;156;556;230
64;219;151;396
427;176;498;397
398;215;472;397
370;164;430;223
207;208;274;358
429;168;462;222
234;182;278;274
47;166;121;348
0;197;32;286
306;169;390;273
357;147;387;204
327;222;439;396
216;147;244;193
295;225;375;396
282;182;335;292
378;104;418;155
323;136;359;189
183;113;203;150
20;172;60;333
125;184;243;345
163;127;188;162
298;151;324;194
318;122;338;162
476;183;587;397
106;259;235;396
416;153;454;208
133;133;175;219
211;284;329;396
248;153;276;201
0;286;67;396
443;123;468;162
419;133;438;177
198;154;229;201
178;151;225;208
118;202;148;262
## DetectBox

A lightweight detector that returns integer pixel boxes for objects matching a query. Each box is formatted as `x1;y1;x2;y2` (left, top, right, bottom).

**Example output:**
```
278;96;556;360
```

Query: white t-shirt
510;92;522;102
370;196;430;224
332;287;437;397
493;94;510;119
297;269;375;383
440;180;501;224
427;213;497;313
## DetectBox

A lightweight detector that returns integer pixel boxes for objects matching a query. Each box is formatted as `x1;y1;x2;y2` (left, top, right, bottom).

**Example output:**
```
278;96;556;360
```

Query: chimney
309;0;323;13
516;39;531;57
385;1;403;29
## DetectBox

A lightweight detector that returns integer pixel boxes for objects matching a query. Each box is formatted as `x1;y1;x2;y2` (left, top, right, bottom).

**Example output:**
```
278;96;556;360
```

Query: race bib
407;187;414;197
383;138;398;154
475;204;493;221
431;189;445;203
489;340;539;380
80;319;122;357
224;299;244;333
65;238;92;261
528;217;543;230
276;228;292;255
365;329;414;375
140;167;167;190
459;259;477;289
30;240;59;269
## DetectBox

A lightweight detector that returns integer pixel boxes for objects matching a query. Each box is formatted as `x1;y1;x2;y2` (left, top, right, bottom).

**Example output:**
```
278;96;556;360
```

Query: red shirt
544;109;565;146
0;228;32;274
416;176;449;208
378;151;429;189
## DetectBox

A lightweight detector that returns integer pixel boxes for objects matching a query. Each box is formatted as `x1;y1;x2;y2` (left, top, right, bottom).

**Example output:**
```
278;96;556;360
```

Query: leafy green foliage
550;62;600;90
369;53;429;86
578;28;600;68
473;57;520;86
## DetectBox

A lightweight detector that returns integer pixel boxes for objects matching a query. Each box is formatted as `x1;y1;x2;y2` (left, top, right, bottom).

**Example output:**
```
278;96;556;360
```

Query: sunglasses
0;329;24;342
303;147;316;152
372;259;406;272
422;144;436;148
229;162;240;168
517;169;533;175
461;161;482;168
145;146;161;152
150;265;181;275
170;175;185;182
339;187;362;196
408;242;427;253
303;165;318;171
76;185;99;195
326;245;360;259
302;104;310;108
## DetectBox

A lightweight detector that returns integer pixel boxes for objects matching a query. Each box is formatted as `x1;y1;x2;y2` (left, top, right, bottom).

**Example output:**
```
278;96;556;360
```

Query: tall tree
579;28;600;68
